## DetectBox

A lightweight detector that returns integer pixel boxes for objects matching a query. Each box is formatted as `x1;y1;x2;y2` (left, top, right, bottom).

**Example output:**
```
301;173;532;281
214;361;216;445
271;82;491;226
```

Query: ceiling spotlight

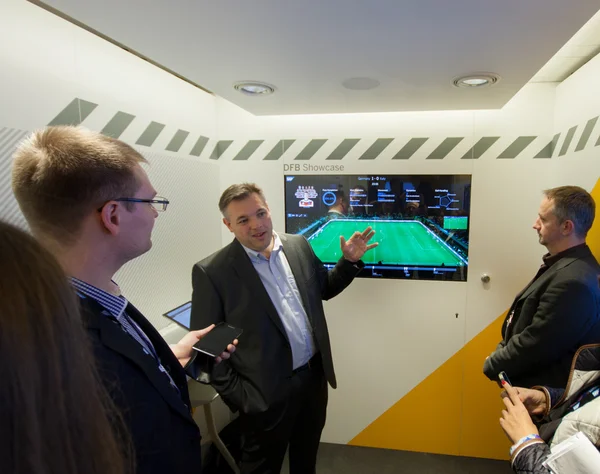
453;74;500;88
234;81;276;96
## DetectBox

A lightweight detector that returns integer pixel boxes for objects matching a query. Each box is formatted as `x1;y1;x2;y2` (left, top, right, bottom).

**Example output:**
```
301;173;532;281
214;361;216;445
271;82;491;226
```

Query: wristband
509;434;541;456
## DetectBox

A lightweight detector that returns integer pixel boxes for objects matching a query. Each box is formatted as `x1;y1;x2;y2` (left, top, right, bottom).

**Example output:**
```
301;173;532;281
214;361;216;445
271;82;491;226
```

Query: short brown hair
544;185;595;237
219;182;266;216
12;126;147;242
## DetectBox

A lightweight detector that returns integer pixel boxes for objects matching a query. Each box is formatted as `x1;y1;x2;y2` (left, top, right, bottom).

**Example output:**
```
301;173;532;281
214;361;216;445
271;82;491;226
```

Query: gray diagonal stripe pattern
0;128;30;229
461;137;499;159
210;140;233;160
426;137;463;160
575;117;598;152
497;136;536;159
559;127;577;156
326;139;360;160
264;140;295;161
392;138;429;160
165;129;190;152
136;121;166;146
233;140;264;161
190;136;209;157
534;134;560;159
596;132;600;147
101;111;136;138
359;138;394;160
295;139;327;160
48;98;98;126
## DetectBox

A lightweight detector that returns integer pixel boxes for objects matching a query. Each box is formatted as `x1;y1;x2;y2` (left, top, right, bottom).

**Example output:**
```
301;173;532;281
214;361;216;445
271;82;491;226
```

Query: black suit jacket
80;297;202;474
190;233;363;414
483;245;600;388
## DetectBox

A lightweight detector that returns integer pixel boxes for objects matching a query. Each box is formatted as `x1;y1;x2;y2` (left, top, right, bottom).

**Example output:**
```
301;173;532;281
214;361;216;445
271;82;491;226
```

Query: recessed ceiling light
453;73;501;88
234;81;276;96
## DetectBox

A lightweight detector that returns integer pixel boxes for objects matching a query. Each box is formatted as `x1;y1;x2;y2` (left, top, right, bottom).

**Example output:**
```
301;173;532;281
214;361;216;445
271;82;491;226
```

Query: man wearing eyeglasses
11;126;236;474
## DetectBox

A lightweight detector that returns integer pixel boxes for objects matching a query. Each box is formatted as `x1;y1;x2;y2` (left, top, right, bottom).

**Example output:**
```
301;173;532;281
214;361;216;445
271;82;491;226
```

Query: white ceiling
38;0;600;115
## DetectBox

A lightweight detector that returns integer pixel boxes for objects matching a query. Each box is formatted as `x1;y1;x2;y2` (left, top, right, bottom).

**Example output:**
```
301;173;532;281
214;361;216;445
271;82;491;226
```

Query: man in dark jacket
191;183;377;474
11;126;236;474
483;186;600;388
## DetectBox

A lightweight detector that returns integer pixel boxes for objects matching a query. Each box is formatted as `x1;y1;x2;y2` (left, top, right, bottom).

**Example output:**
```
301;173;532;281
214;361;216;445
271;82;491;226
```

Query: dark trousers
238;356;328;474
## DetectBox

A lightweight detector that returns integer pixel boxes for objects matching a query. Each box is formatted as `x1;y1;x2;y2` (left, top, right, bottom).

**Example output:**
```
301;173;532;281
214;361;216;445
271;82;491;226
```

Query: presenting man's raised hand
340;226;378;262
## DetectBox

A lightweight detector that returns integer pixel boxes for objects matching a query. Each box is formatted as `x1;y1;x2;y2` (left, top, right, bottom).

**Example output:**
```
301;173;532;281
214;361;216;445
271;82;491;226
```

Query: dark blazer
80;297;202;474
483;245;600;388
190;233;363;414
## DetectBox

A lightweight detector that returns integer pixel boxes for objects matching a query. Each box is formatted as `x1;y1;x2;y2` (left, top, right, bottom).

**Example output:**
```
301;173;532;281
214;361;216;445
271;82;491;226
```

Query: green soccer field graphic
307;219;467;267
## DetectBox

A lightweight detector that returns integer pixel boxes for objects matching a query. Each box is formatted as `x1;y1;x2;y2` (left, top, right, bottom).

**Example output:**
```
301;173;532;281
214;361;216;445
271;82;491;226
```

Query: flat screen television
284;174;471;281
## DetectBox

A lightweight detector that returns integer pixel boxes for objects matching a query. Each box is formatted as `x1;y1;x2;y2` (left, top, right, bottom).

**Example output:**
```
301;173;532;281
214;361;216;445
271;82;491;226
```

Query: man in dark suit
191;182;378;474
483;185;600;389
11;126;236;474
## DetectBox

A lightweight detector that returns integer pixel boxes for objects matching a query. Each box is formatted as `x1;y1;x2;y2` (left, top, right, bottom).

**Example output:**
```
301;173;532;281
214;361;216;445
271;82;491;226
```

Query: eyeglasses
97;196;170;212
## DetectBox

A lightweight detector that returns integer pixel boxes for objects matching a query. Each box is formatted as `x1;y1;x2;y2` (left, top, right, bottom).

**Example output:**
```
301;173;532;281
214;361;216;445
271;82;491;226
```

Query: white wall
2;0;600;458
212;82;571;443
0;0;222;331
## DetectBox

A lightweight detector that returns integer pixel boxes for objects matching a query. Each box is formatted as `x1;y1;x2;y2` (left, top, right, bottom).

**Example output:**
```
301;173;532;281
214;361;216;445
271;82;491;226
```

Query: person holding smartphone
499;344;600;473
11;126;237;474
191;182;378;474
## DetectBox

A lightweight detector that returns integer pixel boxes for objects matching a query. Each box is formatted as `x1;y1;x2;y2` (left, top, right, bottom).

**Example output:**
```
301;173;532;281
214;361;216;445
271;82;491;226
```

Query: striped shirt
72;277;179;394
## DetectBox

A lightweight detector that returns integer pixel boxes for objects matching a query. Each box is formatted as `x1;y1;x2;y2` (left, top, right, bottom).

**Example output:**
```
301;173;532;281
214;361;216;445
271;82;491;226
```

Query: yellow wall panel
587;179;600;260
349;352;463;455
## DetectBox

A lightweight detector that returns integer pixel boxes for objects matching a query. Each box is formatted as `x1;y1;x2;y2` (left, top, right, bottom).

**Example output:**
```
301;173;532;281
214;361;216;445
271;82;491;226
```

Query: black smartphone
498;371;512;387
193;322;242;357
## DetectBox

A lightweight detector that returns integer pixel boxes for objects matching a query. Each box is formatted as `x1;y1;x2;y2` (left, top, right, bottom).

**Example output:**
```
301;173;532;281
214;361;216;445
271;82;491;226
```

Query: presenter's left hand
171;324;238;367
340;226;378;262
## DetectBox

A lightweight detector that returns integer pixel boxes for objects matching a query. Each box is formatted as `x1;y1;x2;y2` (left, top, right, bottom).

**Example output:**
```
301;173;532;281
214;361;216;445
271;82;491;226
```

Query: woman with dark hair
0;221;131;474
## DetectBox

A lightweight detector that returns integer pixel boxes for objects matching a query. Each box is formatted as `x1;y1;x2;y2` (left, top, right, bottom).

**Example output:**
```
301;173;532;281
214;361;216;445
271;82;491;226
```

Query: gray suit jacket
190;233;363;414
483;244;600;388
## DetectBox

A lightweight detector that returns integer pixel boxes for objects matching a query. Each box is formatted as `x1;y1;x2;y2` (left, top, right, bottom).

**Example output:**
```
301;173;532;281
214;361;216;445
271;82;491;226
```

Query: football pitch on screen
307;219;466;266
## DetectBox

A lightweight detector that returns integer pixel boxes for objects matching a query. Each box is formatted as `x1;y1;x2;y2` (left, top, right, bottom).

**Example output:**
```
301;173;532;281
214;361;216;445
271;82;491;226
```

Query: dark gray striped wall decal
392;138;429;160
210;140;233;160
190;136;209;157
461;137;499;160
101;111;136;138
559;126;577;156
264;140;295;161
48;98;98;126
326;138;360;160
497;136;536;159
575;117;597;152
359;138;394;160
0;128;30;229
136;121;166;146
233;140;264;161
165;129;190;152
0;128;29;168
426;137;463;160
295;139;328;160
534;134;560;159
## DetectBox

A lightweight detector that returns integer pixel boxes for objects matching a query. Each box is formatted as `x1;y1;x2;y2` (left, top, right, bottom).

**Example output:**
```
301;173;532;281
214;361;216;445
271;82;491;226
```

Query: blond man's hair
12;126;147;242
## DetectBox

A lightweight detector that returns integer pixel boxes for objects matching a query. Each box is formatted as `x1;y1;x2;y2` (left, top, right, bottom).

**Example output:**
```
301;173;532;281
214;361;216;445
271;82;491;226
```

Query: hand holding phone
193;322;242;358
